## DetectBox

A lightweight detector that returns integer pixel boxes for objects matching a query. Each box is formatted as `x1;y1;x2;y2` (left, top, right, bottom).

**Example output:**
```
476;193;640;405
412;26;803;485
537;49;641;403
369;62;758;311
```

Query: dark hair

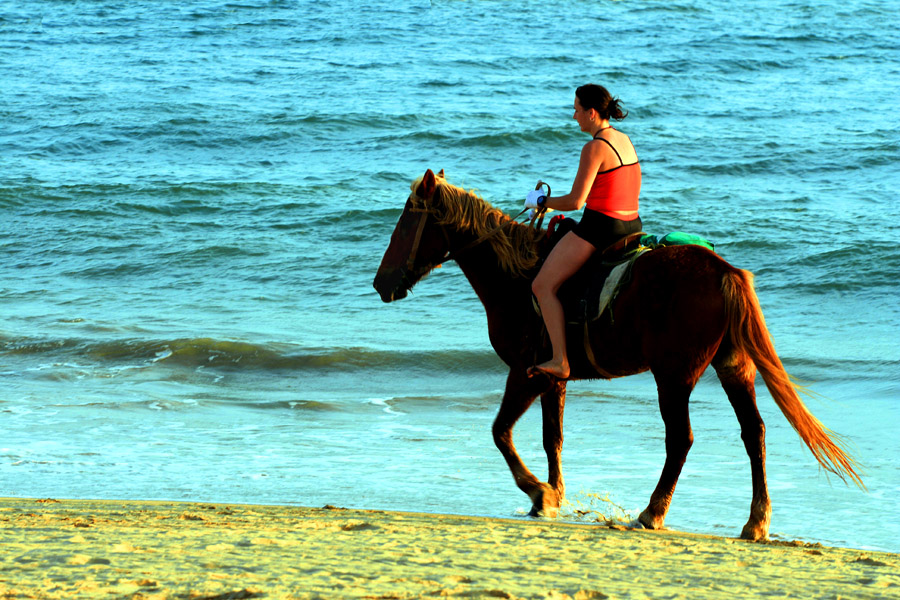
576;84;628;120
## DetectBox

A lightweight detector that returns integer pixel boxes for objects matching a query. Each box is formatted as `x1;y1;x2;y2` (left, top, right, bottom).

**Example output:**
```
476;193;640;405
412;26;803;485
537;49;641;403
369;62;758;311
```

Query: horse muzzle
373;269;409;303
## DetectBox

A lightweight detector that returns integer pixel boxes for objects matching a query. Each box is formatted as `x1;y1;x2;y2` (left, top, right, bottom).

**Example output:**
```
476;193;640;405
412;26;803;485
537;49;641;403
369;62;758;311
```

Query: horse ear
437;169;445;179
420;168;437;198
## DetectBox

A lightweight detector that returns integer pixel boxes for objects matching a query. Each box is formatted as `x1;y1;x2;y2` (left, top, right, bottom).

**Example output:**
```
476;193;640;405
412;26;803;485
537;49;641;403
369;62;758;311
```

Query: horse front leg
492;370;557;517
539;379;567;517
639;380;694;530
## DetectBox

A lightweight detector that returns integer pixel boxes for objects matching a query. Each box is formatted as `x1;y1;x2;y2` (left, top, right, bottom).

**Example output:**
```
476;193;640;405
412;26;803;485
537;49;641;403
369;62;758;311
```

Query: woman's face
573;96;593;132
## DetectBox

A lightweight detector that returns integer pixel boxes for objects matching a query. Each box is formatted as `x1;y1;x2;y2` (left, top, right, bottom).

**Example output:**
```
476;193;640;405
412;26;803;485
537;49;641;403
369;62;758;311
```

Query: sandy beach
2;498;898;599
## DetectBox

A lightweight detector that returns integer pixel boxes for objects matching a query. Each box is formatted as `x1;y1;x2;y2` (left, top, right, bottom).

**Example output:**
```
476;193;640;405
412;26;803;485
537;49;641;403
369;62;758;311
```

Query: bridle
404;181;551;276
405;203;451;274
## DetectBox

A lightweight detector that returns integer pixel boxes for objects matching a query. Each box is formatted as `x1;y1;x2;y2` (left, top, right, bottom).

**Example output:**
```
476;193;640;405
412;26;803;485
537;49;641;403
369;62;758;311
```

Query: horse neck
433;185;537;310
446;222;534;314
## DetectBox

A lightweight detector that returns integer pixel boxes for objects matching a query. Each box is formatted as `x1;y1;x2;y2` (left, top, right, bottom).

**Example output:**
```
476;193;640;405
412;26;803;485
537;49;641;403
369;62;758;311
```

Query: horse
372;168;862;541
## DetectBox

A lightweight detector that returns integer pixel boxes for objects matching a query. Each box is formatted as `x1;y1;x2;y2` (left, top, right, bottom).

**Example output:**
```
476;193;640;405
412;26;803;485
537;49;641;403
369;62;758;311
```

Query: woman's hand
524;189;547;209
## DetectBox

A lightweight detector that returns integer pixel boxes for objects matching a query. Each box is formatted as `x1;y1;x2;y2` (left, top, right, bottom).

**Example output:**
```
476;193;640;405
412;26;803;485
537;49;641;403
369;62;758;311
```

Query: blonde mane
410;176;543;277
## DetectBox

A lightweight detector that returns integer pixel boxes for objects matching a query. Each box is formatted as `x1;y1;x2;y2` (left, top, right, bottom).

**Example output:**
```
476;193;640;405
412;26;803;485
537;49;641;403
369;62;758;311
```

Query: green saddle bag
640;231;715;252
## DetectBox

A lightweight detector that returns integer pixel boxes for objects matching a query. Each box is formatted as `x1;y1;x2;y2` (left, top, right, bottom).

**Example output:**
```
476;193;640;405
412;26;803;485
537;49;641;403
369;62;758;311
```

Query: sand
1;498;898;600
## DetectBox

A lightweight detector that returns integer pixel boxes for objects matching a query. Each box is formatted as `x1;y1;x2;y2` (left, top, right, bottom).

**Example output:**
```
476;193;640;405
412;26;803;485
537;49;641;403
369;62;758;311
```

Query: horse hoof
740;522;769;542
528;506;558;518
528;486;560;518
637;509;665;530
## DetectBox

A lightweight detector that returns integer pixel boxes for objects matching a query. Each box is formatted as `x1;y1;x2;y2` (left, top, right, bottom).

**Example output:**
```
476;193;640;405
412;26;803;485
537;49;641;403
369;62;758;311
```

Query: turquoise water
2;1;898;552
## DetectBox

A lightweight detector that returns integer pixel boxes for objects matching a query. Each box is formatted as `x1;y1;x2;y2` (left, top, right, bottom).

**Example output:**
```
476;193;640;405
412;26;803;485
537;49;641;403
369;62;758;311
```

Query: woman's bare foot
527;360;570;379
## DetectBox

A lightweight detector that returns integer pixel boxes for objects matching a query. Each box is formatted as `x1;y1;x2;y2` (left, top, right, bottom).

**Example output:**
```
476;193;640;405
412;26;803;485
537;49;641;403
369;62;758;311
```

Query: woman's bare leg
530;232;596;378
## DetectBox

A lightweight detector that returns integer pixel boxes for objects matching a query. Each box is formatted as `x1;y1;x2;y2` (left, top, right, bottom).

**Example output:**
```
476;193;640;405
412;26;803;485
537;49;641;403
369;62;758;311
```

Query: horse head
373;168;452;303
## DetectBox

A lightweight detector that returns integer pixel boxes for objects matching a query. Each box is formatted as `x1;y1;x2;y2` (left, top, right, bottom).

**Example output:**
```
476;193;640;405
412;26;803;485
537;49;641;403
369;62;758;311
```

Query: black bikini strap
592;135;625;166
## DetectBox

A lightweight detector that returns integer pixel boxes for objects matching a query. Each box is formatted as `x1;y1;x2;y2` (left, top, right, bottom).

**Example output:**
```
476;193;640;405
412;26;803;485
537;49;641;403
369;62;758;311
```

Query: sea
2;0;898;553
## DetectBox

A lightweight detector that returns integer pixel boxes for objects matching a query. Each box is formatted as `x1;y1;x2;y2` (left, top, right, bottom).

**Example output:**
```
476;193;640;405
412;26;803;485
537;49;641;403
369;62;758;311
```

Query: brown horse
373;168;862;541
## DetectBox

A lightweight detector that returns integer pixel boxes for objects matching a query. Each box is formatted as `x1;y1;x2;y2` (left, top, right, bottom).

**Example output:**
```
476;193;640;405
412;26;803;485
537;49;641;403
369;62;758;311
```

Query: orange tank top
585;137;641;220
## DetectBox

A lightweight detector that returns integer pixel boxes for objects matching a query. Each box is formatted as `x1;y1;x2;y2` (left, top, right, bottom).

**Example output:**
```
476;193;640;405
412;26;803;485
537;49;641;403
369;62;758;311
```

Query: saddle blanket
594;258;636;322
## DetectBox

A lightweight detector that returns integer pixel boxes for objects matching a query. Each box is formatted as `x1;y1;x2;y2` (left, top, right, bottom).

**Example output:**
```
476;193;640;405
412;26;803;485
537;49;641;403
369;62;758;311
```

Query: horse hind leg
713;342;771;541
639;379;695;531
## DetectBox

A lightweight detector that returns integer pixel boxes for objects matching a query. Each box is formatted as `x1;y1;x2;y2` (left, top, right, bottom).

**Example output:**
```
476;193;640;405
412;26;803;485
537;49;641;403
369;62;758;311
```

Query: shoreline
2;497;898;599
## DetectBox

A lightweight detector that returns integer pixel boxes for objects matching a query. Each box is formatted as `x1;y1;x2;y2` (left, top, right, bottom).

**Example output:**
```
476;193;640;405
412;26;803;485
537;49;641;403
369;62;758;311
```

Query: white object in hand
525;189;546;209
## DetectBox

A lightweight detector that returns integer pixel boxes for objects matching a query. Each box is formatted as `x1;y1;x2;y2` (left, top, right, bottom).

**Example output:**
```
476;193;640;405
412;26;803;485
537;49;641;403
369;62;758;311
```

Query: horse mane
410;176;543;278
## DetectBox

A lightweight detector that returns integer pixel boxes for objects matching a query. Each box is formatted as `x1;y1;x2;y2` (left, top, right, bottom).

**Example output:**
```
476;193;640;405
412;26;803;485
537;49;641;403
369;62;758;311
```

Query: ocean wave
0;335;506;374
2;332;894;381
630;3;708;14
285;112;431;132
778;241;900;292
372;125;573;151
2;180;333;217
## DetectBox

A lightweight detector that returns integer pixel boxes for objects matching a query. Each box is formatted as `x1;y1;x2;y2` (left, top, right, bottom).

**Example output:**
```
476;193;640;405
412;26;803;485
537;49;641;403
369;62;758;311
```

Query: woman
526;84;643;379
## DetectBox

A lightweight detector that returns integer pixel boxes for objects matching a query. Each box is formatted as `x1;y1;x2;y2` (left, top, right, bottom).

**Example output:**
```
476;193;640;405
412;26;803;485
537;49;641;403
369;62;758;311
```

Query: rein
406;181;551;273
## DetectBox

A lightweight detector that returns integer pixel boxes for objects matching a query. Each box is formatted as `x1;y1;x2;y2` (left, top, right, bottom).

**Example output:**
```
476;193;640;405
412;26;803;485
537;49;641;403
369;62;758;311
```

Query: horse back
572;244;736;380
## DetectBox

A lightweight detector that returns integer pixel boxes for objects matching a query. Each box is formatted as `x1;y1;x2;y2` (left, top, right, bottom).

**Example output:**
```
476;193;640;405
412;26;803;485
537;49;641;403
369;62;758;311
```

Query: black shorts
572;208;643;250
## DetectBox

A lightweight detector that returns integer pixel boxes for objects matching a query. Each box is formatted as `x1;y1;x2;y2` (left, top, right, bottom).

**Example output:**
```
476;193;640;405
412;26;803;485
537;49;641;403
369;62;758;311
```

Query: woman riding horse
528;84;643;379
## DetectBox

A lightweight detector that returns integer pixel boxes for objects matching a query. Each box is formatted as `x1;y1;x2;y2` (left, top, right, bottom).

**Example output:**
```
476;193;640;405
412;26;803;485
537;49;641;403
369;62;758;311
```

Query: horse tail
721;269;865;489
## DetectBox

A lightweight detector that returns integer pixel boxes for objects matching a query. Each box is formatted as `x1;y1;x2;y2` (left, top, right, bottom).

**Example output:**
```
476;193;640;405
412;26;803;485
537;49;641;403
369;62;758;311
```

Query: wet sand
1;497;898;599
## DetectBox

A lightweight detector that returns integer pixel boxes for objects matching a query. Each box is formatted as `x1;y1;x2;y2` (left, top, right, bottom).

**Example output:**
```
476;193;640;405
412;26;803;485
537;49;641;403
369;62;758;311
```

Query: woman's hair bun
576;84;628;121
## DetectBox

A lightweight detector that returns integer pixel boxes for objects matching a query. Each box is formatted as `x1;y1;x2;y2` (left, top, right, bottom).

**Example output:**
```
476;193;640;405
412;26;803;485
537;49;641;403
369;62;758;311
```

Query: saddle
533;217;715;378
535;218;652;326
535;217;716;324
